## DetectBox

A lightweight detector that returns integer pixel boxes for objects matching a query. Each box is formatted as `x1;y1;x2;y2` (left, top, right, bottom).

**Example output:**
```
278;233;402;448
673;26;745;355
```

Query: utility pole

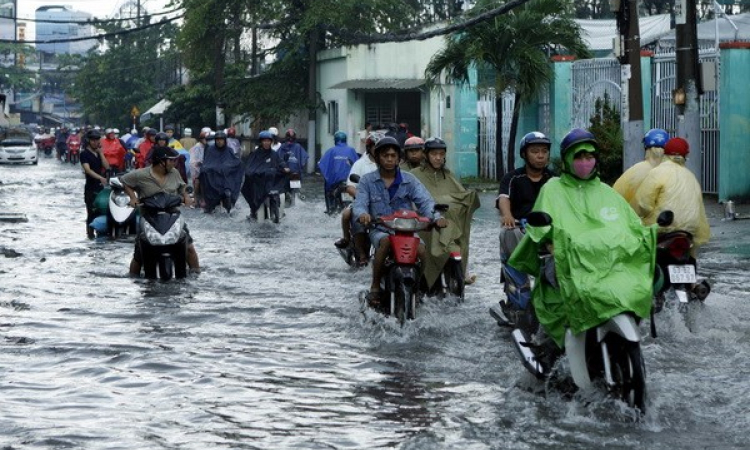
615;0;645;171
674;0;702;180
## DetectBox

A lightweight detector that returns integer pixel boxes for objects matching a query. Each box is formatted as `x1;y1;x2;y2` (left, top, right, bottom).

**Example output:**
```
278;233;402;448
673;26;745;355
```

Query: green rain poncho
411;166;480;288
508;145;657;347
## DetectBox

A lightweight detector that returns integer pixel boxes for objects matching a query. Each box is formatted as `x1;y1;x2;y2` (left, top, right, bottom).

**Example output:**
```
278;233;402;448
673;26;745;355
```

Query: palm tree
425;0;591;178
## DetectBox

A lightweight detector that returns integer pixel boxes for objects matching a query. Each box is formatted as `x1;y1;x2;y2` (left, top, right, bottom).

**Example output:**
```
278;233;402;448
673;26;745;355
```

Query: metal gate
571;58;623;129
651;49;720;194
477;88;514;179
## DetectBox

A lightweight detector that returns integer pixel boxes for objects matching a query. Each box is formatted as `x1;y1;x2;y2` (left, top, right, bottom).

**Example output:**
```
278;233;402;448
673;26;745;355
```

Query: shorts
134;223;194;264
348;206;366;235
499;227;524;261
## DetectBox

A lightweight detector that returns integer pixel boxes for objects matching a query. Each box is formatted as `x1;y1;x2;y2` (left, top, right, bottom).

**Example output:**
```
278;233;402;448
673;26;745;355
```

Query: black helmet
560;128;598;158
150;145;179;164
146;128;158;137
155;132;169;142
214;130;227;139
87;129;102;140
373;136;401;157
424;137;447;153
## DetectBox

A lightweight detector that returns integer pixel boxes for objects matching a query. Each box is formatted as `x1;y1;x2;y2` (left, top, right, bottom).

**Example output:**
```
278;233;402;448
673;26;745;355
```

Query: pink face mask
572;158;596;179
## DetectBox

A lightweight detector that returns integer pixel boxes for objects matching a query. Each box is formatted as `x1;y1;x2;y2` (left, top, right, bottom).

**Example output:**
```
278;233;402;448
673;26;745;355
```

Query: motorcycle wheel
158;255;174;281
607;335;647;413
447;259;465;301
393;281;415;326
174;241;188;279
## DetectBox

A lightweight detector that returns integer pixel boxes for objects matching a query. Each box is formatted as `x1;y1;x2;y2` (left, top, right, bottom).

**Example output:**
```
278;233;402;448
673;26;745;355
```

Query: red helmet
285;128;296;139
664;137;689;157
226;127;236;137
403;136;425;151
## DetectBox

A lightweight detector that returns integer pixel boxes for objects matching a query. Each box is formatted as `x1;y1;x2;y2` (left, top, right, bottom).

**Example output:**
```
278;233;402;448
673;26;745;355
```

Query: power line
6;7;184;25
0;14;184;44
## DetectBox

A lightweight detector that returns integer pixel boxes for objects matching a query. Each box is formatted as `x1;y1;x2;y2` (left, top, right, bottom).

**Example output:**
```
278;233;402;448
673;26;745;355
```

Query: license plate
668;265;696;284
290;180;301;189
340;192;353;202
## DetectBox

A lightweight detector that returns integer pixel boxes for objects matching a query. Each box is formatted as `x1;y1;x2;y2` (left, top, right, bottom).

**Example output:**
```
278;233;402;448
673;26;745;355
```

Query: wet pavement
0;158;749;449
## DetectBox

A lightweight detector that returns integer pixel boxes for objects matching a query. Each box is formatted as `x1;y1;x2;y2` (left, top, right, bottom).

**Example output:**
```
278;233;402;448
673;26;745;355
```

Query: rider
55;126;70;161
352;136;447;305
179;128;197;152
633;136;710;252
199;130;244;214
400;136;425;171
508;128;656;368
268;127;282;152
278;128;310;201
225;127;242;155
102;128;128;174
80;129;111;239
189;131;208;208
120;146;200;276
163;125;184;150
496;131;554;324
411;137;480;290
241;130;290;221
135;128;158;168
334;131;383;266
319;131;359;214
613;128;669;209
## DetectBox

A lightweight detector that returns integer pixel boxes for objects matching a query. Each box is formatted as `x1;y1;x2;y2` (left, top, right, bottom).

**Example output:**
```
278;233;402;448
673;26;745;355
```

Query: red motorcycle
67;136;81;164
365;209;436;325
38;135;55;157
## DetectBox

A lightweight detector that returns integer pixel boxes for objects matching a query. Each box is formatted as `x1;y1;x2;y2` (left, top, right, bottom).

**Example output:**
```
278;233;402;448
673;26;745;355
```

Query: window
328;100;339;134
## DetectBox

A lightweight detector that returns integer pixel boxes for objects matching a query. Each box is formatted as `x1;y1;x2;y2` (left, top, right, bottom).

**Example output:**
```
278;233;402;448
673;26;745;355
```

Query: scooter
326;181;352;216
138;193;188;281
363;209;436;326
336;174;369;268
262;190;282;224
107;177;138;238
67;138;81;164
287;173;304;206
509;212;649;413
420;205;466;301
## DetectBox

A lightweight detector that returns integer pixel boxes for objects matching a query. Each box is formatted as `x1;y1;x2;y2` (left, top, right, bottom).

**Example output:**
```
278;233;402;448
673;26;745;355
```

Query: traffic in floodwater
1;158;749;449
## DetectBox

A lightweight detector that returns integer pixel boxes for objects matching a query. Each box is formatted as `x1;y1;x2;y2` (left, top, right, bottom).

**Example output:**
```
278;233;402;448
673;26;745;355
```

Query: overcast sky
18;0;171;41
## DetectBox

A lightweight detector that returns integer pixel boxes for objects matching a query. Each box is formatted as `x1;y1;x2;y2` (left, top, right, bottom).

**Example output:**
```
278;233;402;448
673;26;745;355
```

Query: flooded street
1;158;749;449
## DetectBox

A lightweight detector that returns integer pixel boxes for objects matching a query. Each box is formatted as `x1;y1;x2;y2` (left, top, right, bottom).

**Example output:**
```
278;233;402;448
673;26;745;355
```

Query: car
0;127;38;165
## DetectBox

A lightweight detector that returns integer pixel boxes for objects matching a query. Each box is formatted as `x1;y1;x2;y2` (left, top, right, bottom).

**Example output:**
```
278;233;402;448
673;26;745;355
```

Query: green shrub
589;93;623;185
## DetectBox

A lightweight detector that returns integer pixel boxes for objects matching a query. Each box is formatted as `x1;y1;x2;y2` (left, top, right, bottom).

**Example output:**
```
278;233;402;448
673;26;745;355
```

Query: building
35;5;97;55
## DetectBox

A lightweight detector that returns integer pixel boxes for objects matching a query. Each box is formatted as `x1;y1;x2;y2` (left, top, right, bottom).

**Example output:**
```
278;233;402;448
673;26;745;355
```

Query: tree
0;43;37;92
588;93;623;184
425;0;591;178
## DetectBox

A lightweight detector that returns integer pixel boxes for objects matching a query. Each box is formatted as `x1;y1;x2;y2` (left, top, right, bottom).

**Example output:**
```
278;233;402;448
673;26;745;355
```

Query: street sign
131;106;140;117
675;0;687;25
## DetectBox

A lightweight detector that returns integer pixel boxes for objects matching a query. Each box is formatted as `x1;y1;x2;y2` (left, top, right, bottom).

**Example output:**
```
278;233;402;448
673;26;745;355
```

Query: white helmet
268;127;279;137
105;128;114;135
113;128;120;134
184;128;192;136
201;127;212;136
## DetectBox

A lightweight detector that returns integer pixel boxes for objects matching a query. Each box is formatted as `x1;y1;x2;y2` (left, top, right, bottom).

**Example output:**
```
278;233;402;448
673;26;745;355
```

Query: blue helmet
560;128;598;157
643;128;669;149
519;131;551;158
333;131;347;144
258;130;273;141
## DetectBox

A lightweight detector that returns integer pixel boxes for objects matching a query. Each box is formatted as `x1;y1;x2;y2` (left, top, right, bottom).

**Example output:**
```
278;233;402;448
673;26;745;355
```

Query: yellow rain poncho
612;147;664;208
411;166;480;288
633;157;710;247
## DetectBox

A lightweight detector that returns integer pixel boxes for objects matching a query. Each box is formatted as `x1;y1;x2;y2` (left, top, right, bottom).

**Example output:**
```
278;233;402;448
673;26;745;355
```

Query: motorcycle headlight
113;193;130;207
144;218;184;246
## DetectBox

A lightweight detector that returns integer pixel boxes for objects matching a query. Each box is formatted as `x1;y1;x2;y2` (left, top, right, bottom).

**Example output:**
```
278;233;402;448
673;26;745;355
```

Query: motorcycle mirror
657;210;674;227
349;174;360;183
525;211;553;227
434;203;449;212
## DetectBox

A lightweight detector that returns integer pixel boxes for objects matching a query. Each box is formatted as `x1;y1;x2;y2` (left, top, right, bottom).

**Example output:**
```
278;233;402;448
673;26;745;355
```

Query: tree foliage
425;0;591;176
0;43;37;92
67;17;180;127
588;93;623;185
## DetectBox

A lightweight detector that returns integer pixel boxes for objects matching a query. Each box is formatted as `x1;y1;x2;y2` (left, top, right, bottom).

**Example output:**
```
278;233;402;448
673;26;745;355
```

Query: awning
329;79;425;91
141;98;172;121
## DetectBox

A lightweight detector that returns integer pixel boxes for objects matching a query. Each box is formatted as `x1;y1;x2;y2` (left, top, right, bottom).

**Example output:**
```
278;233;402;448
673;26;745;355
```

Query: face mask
572;158;596;179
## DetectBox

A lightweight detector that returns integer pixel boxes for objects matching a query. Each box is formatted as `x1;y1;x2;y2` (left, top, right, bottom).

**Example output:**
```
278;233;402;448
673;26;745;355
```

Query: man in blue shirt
319;131;359;214
353;136;446;304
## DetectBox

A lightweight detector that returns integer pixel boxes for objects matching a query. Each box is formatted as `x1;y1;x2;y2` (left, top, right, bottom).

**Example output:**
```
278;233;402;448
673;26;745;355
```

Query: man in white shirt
357;122;372;155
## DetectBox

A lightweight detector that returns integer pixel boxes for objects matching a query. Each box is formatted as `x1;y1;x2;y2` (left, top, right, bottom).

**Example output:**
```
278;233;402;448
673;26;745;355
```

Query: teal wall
719;46;750;200
515;99;540;169
641;54;652;129
452;69;479;178
549;59;573;160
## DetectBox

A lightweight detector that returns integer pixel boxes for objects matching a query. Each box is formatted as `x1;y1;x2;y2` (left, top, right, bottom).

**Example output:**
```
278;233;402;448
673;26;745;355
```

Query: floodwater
1;157;748;449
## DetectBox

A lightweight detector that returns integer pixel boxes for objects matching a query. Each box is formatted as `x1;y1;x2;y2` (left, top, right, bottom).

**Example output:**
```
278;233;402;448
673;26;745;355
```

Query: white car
0;129;38;165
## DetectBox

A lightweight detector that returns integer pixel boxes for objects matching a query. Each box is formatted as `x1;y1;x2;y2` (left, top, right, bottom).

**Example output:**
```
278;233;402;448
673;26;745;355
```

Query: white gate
477;88;514;179
571;58;623;129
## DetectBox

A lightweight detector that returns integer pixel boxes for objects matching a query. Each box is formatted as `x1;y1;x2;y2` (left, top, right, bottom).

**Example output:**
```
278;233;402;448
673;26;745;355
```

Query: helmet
87;129;102;140
198;130;210;139
664;137;689;157
184;127;193;136
365;131;385;150
424;137;447;153
403;136;425;151
164;124;175;132
373;136;401;157
333;131;347;144
105;128;114;135
258;130;273;141
146;128;158;137
201;127;212;136
113;128;120;134
155;132;169;142
268;127;279;137
519;131;551;158
150;145;179;164
643;128;669;149
214;130;227;139
285;128;296;139
226;127;236;137
560;128;598;158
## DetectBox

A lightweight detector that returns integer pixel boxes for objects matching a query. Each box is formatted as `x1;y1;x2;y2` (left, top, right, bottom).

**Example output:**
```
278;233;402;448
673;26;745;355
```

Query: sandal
465;274;477;285
334;238;350;249
366;290;382;308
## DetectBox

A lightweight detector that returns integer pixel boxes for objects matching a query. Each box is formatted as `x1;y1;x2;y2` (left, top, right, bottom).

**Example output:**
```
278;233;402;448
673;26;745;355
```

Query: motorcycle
653;212;710;329
67;138;81;164
326;181;353;216
509;212;649;413
138;193;188;280
38;135;55;157
261;189;282;224
337;174;369;268
287;172;304;207
107;177;138;238
420;205;466;301
362;209;437;326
